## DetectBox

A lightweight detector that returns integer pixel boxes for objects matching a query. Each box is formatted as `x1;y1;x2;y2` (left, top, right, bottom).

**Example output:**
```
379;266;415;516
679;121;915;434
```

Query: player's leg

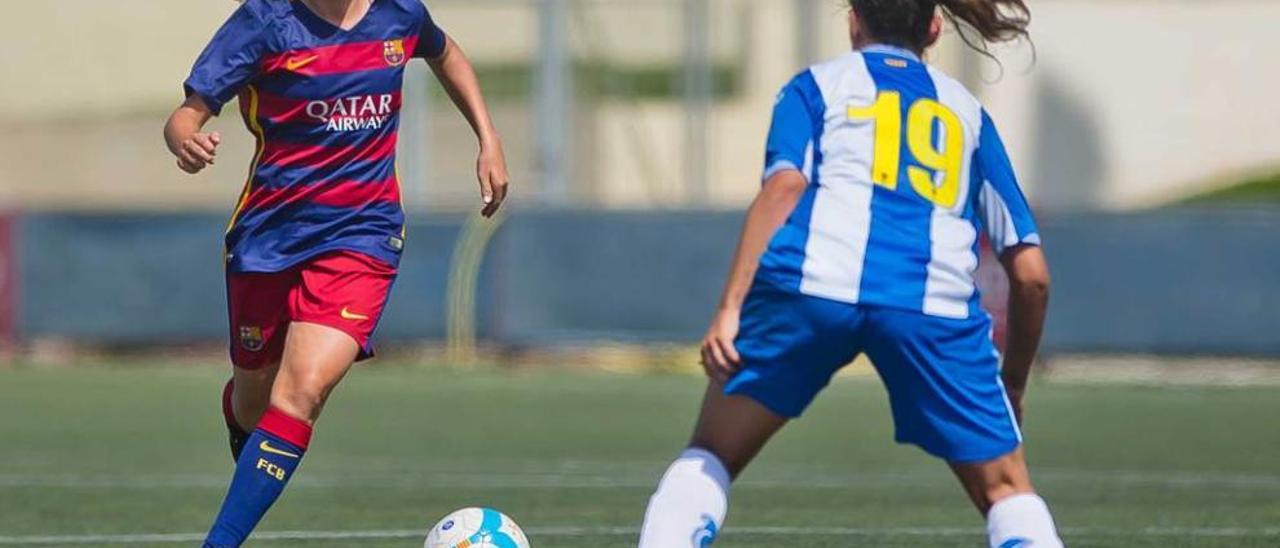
224;271;293;460
204;323;359;547
689;381;789;479
950;448;1061;548
205;252;395;547
638;382;788;548
227;362;279;432
220;364;278;460
950;447;1033;515
639;282;862;547
956;450;1062;548
862;308;1062;548
268;322;360;422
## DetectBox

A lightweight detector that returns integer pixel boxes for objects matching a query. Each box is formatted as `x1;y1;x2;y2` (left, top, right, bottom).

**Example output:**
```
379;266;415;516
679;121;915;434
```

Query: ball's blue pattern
464;508;521;548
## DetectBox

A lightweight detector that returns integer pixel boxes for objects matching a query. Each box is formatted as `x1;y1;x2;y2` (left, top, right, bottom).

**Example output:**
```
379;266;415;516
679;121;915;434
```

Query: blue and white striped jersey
757;45;1040;319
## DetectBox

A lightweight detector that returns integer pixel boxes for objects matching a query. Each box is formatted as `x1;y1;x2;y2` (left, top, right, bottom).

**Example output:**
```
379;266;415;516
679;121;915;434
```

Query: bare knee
953;450;1035;515
271;368;336;424
268;322;360;424
980;478;1029;514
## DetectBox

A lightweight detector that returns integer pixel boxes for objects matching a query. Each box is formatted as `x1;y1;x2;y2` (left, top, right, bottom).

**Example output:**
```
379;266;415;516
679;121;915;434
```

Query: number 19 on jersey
848;92;965;209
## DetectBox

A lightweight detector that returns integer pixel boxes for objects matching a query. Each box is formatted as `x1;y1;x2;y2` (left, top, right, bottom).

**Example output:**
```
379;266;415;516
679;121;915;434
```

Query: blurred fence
4;208;1279;357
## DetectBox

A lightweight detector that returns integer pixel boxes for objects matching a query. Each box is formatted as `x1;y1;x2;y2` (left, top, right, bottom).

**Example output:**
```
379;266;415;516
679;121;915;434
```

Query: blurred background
2;0;1279;363
1;2;1278;546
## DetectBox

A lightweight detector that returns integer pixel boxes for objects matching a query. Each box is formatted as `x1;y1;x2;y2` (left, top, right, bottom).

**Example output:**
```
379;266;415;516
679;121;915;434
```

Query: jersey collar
860;44;922;62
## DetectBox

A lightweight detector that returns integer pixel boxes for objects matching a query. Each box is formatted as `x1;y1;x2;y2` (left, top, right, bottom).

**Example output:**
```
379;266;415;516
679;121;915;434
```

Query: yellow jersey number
847;92;965;209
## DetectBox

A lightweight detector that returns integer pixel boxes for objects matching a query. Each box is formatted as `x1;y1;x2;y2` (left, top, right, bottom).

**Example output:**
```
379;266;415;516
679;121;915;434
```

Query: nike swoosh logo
340;307;370;321
259;440;299;459
285;55;319;71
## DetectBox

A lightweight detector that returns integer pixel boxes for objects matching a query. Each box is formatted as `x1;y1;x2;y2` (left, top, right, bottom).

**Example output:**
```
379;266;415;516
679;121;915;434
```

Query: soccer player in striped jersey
162;1;507;546
639;1;1063;547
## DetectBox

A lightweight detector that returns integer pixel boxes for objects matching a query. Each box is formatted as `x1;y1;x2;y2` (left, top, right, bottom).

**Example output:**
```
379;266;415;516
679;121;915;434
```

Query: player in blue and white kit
639;1;1063;547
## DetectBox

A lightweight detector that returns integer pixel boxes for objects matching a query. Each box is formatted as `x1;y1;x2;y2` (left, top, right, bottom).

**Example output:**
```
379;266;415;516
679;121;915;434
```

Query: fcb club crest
383;39;406;67
239;325;265;352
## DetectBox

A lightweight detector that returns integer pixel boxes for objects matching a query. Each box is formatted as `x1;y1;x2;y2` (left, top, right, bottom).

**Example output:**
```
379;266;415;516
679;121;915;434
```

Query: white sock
638;447;731;548
986;493;1064;548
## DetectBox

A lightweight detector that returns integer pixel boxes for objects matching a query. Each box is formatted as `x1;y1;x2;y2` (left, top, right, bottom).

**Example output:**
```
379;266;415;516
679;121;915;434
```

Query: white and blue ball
424;507;530;548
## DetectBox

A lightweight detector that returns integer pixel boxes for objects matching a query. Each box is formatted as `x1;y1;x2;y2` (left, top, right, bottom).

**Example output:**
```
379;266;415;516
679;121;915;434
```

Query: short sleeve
183;4;268;116
975;109;1041;255
413;3;448;59
763;70;824;183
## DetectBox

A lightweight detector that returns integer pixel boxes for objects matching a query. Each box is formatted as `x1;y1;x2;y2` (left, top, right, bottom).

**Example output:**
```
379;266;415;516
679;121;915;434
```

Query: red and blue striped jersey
184;0;447;273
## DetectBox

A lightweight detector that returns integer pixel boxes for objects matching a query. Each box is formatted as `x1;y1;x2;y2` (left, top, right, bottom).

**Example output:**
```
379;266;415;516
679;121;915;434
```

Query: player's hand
176;132;221;174
476;139;510;218
700;308;742;384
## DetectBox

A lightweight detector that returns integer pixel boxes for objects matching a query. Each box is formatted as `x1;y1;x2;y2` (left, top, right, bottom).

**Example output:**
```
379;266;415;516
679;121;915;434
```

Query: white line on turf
2;468;1279;490
2;526;1278;545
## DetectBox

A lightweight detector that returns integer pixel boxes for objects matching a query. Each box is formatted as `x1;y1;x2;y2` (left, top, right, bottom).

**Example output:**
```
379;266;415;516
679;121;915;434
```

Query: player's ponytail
936;0;1030;54
848;0;1030;56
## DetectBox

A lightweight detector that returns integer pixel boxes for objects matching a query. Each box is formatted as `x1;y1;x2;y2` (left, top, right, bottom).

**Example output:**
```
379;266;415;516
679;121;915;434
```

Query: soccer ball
424;507;531;548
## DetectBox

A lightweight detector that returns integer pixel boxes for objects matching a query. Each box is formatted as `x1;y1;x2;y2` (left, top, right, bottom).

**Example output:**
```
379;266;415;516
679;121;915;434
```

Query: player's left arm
975;109;1049;425
1001;245;1049;425
424;37;509;218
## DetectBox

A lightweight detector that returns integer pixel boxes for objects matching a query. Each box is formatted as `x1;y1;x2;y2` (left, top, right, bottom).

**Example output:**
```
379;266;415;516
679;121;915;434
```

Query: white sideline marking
2;526;1278;545
3;468;1279;490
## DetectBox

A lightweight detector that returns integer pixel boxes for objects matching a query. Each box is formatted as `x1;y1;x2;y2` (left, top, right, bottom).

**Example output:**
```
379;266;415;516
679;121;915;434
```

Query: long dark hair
848;0;1030;55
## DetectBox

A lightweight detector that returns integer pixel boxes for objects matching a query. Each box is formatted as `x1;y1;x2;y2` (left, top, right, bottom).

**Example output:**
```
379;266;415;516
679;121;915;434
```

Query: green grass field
1181;171;1280;204
1;364;1277;547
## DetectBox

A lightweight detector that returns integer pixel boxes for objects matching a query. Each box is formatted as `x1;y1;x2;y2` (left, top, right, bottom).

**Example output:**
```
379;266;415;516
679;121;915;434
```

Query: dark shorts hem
900;434;1022;465
228;351;282;371
722;381;806;419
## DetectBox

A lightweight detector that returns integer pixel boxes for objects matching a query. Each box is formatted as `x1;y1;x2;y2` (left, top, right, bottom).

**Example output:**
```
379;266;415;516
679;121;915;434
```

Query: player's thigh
271;322;361;423
862;308;1021;464
949;447;1034;515
689;380;789;480
271;252;396;422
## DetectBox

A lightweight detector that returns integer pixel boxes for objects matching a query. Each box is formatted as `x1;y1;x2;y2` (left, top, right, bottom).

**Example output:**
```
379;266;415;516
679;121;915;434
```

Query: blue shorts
724;281;1022;464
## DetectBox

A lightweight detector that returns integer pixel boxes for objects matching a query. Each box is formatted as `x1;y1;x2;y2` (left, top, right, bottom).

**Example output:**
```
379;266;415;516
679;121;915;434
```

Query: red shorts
226;250;397;369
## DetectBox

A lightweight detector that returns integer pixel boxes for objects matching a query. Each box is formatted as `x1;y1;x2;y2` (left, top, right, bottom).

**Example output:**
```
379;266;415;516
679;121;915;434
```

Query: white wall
2;0;1278;211
974;1;1280;210
742;0;1280;210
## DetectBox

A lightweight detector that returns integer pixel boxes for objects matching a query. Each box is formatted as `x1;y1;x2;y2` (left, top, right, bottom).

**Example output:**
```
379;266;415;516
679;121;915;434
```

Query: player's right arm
702;170;807;383
165;97;220;174
975;110;1049;425
164;2;267;175
701;75;816;382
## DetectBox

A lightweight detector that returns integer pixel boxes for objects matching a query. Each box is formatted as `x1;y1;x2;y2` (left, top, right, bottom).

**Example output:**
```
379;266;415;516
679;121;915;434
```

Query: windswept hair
849;0;1031;56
